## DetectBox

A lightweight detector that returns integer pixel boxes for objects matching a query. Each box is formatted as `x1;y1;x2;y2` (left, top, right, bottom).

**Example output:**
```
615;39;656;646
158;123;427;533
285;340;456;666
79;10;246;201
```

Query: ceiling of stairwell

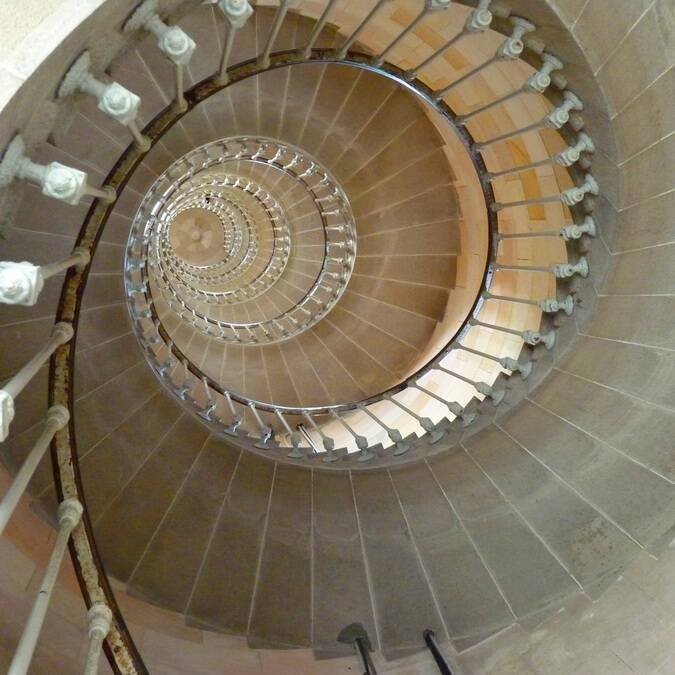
128;62;481;407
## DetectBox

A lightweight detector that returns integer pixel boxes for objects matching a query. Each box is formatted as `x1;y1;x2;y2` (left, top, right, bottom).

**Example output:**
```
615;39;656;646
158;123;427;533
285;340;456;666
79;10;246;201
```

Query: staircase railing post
0;322;73;441
0;247;90;307
423;629;454;674
216;0;254;83
337;623;378;675
8;499;83;675
0;405;69;537
0;136;116;205
83;603;113;675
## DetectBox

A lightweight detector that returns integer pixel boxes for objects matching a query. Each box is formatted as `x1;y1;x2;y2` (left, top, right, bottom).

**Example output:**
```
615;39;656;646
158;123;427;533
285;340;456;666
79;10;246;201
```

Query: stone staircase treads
463;425;640;599
78;392;181;523
186;452;275;634
351;471;443;659
95;413;208;581
127;435;240;612
248;464;312;648
390;462;516;651
500;400;675;552
3;1;672;667
311;471;377;657
429;448;580;623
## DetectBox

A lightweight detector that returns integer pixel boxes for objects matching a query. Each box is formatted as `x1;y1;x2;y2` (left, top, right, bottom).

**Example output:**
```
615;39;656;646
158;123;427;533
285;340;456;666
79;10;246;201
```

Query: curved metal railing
127;136;357;345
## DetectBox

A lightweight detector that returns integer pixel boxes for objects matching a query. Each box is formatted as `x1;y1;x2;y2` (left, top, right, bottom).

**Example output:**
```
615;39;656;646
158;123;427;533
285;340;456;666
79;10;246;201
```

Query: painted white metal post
83;603;113;675
336;0;391;59
217;0;254;83
8;499;83;675
458;52;563;123
124;0;196;110
301;0;338;58
371;0;452;68
475;91;583;149
0;136;116;205
0;405;69;537
258;0;294;69
404;0;492;80
432;17;535;100
0;322;73;442
0;247;90;306
58;51;150;151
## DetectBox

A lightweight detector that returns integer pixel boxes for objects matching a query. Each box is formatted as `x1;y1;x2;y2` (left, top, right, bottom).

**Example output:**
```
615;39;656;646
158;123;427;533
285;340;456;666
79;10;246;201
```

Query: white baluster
409;382;477;426
0;247;90;306
275;409;304;459
486;133;594;178
330;410;373;462
199;377;219;423
8;499;83;675
357;404;410;455
301;0;339;58
302;411;338;462
470;318;557;350
371;0;452;68
552;257;590;279
336;0;392;59
553;133;596;167
476;91;583;149
383;394;447;444
560;215;597;241
491;256;589;279
432;17;535;100
248;402;274;449
405;0;492;80
0;405;69;536
83;603;113;675
0;322;73;442
216;0;254;83
258;0;294;69
458;52;564;124
223;391;243;436
483;290;575;316
434;364;506;405
0;136;115;205
124;0;196;111
491;173;599;210
560;174;600;206
454;343;534;379
58;51;150;151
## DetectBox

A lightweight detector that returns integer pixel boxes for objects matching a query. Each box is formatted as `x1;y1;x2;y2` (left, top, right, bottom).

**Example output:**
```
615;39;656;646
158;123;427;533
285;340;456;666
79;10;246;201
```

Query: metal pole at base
337;623;378;675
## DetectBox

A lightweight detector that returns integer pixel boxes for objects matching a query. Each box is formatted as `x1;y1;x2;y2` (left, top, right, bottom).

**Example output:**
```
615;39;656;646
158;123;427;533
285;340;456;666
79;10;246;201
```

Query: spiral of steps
133;61;463;415
0;0;673;673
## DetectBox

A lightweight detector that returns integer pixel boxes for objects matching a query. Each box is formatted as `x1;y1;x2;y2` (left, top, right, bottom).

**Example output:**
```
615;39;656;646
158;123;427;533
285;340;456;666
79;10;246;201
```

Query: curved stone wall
454;0;675;667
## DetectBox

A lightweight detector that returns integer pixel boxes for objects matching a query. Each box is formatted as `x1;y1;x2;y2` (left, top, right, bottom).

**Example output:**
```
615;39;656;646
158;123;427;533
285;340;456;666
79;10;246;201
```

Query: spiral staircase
0;0;673;673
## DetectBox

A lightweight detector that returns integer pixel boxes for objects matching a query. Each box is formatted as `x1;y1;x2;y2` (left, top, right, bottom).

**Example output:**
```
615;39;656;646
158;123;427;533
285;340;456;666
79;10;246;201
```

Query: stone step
428;446;580;625
499;400;675;555
248;464;312;648
390;461;516;652
126;434;241;613
463;425;641;599
311;470;377;658
95;412;209;582
350;470;444;660
185;452;275;634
